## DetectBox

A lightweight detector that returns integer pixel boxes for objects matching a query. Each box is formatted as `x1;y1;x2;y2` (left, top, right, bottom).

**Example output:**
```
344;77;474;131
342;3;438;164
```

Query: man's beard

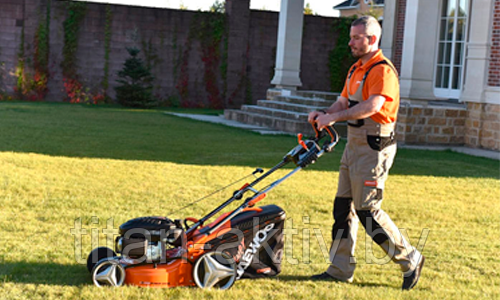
351;49;361;58
350;47;368;58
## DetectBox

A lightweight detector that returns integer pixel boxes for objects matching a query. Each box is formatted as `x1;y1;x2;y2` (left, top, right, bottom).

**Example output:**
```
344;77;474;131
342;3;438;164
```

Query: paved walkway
165;112;500;161
165;112;294;135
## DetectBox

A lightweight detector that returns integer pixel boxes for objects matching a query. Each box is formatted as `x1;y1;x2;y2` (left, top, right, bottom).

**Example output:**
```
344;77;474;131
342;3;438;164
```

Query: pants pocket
359;186;384;210
367;135;395;151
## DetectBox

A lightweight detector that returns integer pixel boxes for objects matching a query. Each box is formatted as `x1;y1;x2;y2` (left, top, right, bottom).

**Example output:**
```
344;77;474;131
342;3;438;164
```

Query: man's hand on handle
307;111;324;124
308;111;336;130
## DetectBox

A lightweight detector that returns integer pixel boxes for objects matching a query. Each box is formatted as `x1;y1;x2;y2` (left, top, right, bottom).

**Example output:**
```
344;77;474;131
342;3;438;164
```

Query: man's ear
369;35;377;46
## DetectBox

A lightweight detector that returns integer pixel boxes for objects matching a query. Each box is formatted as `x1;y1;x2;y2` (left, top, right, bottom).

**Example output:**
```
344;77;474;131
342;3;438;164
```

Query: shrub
115;47;156;108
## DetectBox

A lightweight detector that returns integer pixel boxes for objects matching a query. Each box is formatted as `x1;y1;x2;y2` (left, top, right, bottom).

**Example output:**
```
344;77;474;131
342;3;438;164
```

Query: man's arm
307;96;349;124
315;95;386;129
325;96;349;114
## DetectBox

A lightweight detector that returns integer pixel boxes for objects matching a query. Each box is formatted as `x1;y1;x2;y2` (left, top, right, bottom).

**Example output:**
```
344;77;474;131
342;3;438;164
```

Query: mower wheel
87;247;117;273
91;258;126;287
192;251;237;290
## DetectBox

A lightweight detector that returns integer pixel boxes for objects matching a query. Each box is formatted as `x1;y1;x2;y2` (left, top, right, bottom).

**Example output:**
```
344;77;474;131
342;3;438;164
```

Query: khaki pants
326;127;422;280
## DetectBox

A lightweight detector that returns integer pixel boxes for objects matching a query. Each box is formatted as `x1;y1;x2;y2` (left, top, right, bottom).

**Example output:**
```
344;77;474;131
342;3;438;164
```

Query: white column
271;0;304;90
400;0;440;100
380;0;397;60
461;0;497;104
399;0;419;99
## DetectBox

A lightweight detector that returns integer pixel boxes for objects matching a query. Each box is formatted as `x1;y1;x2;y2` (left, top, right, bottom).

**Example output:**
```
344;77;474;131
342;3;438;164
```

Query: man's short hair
352;16;382;41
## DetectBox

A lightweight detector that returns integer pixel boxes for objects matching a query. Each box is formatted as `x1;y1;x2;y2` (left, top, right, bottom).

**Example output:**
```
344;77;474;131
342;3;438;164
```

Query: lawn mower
86;123;339;289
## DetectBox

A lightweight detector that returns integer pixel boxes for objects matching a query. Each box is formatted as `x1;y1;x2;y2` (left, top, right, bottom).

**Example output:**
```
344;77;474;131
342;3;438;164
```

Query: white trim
466;42;492;60
336;1;383;9
485;87;500;105
432;1;443;96
364;0;384;6
461;0;495;103
336;6;360;10
380;0;396;60
434;88;461;99
399;0;419;98
432;0;469;100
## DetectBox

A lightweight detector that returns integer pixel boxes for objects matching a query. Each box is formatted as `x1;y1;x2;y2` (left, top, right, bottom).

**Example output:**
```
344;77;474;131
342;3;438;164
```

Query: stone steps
224;90;346;136
224;109;317;135
256;100;328;114
273;95;337;107
296;90;340;101
242;105;309;122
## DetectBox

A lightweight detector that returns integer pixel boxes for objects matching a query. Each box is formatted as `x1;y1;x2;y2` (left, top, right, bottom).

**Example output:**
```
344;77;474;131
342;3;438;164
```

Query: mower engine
115;216;184;263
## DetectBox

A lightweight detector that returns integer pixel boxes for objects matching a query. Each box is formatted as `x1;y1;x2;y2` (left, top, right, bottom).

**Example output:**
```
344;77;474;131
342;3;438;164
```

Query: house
380;0;499;151
334;0;384;19
269;0;499;151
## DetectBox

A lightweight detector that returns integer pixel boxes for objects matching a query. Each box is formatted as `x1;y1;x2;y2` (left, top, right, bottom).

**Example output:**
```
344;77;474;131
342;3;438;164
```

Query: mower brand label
236;223;275;279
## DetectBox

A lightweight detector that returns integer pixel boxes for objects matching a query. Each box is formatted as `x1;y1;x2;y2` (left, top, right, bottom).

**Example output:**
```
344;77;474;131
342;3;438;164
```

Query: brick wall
52;3;210;106
465;103;500;150
396;104;467;145
247;10;278;106
0;1;26;92
301;15;342;91
0;0;342;106
226;0;251;107
392;0;406;73
488;0;500;86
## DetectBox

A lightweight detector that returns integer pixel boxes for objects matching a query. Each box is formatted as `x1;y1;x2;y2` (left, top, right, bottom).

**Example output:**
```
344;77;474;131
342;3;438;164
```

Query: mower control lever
297;133;308;151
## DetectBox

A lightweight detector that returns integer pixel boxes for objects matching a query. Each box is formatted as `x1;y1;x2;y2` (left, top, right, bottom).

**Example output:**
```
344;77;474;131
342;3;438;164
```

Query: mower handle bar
312;121;339;153
186;124;340;236
186;160;287;234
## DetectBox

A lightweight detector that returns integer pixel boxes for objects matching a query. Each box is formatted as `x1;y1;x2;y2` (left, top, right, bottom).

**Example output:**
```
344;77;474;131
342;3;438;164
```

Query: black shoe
402;256;425;290
310;272;353;283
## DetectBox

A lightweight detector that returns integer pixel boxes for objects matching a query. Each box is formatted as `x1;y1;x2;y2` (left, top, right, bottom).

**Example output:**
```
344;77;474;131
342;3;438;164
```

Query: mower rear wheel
87;247;117;273
192;251;237;290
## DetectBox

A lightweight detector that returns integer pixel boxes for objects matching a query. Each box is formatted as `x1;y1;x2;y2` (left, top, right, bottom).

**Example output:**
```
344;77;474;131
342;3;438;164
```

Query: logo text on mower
236;223;275;279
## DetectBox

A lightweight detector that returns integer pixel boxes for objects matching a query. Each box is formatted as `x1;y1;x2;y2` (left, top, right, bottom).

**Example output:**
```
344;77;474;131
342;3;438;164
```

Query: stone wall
0;0;342;107
0;0;40;93
385;101;500;151
301;15;342;91
396;103;467;145
465;102;500;150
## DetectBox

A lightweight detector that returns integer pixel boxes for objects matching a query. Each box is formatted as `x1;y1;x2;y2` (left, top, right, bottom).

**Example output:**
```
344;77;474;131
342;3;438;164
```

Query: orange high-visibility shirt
341;50;400;124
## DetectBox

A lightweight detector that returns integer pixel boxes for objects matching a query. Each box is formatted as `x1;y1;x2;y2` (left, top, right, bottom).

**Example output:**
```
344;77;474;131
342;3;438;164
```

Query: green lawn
0;102;499;299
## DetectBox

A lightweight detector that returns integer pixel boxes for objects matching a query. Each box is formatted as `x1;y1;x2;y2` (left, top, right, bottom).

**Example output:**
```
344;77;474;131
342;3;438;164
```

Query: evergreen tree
304;3;314;15
115;47;156;108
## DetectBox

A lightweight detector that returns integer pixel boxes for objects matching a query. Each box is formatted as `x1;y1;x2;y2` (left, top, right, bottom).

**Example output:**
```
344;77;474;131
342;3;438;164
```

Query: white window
434;0;469;99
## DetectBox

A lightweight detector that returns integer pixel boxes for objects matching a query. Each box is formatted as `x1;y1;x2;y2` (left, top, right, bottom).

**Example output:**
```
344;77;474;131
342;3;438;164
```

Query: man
308;16;424;290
